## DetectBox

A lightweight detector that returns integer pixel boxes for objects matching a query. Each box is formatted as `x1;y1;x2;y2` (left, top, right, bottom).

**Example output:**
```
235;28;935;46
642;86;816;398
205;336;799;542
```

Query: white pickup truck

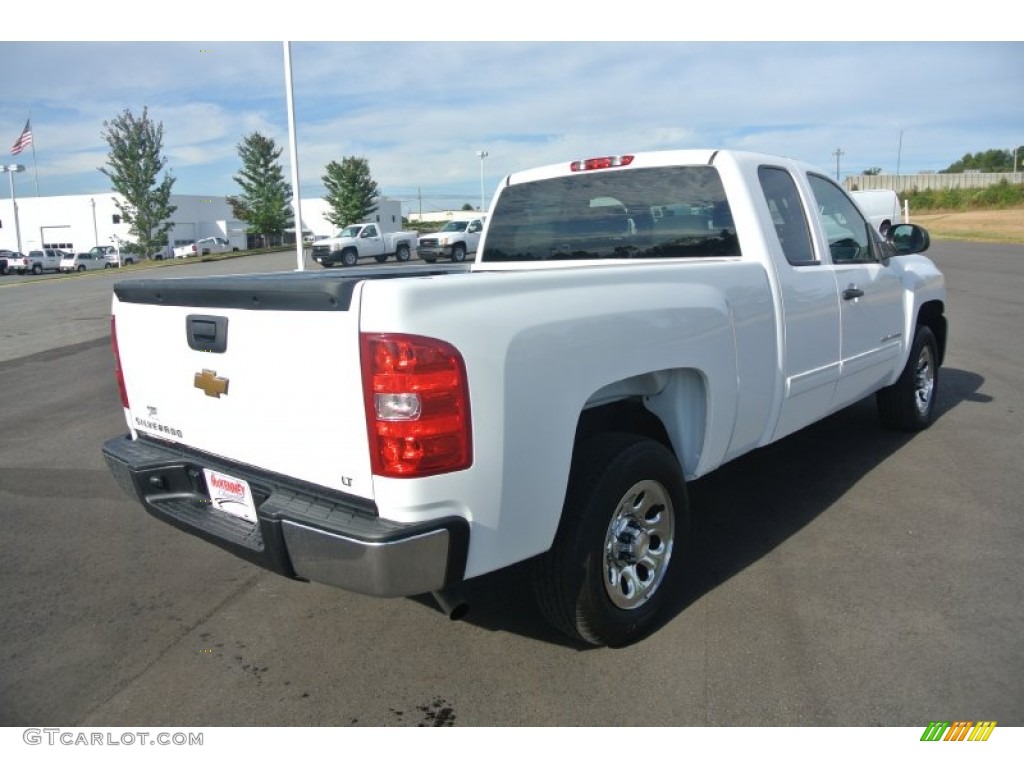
418;216;486;263
310;223;419;267
26;248;67;275
173;236;234;258
102;149;946;647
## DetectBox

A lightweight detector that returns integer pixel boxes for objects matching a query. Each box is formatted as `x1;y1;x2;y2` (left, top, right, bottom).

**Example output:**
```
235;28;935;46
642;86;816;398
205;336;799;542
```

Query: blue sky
1;31;1021;216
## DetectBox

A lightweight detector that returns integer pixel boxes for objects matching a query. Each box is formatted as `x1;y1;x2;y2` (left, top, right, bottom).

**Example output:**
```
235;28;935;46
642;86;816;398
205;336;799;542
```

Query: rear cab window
480;166;740;263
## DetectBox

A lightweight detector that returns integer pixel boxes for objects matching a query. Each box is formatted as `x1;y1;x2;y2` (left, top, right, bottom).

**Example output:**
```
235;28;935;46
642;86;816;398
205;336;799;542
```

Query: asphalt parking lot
0;243;1021;727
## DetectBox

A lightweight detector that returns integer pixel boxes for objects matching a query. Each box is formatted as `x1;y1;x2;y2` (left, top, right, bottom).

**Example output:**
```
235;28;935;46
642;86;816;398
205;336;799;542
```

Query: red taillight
570;155;635;172
111;316;129;408
360;333;472;478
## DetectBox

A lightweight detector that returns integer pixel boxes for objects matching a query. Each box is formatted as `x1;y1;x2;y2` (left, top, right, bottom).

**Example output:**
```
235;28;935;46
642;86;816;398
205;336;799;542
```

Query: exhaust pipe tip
431;587;470;621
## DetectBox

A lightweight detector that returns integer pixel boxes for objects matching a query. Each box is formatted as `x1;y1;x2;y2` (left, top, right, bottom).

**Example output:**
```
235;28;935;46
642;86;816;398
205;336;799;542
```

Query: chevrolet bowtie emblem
194;369;229;398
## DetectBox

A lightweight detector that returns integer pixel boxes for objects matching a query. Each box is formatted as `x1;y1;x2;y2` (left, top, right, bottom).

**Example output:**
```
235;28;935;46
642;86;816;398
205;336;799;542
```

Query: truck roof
503;149;816;186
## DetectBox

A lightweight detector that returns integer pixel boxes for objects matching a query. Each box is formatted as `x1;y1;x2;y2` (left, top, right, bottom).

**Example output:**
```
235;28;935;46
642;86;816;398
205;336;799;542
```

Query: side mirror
887;223;930;255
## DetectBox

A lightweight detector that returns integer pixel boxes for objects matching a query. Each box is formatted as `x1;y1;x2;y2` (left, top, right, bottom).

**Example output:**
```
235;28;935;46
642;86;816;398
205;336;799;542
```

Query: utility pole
476;150;489;212
833;147;845;181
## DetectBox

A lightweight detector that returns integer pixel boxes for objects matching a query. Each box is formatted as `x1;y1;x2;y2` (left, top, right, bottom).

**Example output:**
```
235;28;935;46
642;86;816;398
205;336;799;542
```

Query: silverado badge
194;369;229;398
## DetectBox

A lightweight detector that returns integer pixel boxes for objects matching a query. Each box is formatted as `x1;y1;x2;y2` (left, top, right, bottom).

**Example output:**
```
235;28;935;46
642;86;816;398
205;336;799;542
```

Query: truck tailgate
112;272;374;500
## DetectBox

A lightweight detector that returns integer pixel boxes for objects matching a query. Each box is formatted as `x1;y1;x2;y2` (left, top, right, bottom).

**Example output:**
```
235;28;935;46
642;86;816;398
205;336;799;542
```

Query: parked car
2;249;25;275
173;237;234;258
60;251;106;272
1;251;30;274
418;216;487;263
103;148;945;647
26;249;66;274
85;245;132;268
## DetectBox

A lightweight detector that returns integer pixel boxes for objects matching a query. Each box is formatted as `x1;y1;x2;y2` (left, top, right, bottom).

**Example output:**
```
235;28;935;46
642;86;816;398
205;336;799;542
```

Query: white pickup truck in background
26;249;66;274
310;222;419;267
173;237;234;258
851;189;903;236
418;216;486;263
103;149;945;647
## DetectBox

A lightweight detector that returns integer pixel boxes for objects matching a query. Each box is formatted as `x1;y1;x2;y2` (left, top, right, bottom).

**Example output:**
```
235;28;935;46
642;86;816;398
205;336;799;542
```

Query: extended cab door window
757;166;817;266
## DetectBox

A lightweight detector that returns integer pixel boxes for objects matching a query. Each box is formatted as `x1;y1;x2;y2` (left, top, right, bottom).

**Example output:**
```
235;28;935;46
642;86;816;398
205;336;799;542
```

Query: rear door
112;273;376;500
757;165;843;441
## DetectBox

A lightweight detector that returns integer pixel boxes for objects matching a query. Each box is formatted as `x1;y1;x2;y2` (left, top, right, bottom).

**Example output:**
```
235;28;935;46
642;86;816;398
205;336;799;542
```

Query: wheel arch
916;300;947;366
573;367;708;481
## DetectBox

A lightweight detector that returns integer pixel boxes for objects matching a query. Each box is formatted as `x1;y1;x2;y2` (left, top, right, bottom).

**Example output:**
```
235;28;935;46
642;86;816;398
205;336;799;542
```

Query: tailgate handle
186;314;228;353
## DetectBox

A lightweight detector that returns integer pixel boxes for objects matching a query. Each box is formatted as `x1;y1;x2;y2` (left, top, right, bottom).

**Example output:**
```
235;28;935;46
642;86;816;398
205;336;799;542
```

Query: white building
1;192;405;253
298;198;404;237
0;192;246;255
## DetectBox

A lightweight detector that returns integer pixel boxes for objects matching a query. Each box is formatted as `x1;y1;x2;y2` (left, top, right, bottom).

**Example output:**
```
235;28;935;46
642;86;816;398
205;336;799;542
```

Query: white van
851;190;902;236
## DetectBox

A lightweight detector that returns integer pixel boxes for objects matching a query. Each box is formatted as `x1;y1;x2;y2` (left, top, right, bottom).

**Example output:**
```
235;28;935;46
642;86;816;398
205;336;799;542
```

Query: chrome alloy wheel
914;344;935;415
603;479;675;610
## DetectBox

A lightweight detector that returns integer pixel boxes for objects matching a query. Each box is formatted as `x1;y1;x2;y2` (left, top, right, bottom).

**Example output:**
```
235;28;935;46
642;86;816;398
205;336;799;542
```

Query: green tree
862;167;882;176
226;132;293;247
321;157;380;228
942;147;1024;173
100;107;177;257
461;202;475;211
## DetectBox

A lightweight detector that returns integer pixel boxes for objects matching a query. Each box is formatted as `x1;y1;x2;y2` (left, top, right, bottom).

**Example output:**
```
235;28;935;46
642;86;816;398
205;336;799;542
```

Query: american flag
11;120;32;155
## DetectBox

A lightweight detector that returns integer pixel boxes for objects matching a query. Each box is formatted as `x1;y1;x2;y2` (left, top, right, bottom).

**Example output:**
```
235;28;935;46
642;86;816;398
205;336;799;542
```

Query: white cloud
1;41;1020;202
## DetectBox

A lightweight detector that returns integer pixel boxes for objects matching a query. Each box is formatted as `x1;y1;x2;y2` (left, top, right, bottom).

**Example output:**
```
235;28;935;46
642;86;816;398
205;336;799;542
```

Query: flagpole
29;110;39;196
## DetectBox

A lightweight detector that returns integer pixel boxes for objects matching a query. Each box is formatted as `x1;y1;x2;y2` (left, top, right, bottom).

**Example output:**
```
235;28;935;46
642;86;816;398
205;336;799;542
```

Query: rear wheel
396;244;412;262
877;325;939;431
533;433;688;647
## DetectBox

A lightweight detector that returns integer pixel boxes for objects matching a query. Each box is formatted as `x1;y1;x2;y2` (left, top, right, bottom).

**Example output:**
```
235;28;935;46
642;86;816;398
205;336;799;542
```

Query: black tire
532;433;689;647
396;244;412;262
341;249;358;267
451;243;467;263
77;265;86;272
374;254;388;264
125;258;134;266
32;264;42;275
877;325;939;431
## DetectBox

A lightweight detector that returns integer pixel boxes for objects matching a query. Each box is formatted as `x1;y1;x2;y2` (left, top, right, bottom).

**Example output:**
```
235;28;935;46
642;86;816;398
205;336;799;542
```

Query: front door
806;174;905;410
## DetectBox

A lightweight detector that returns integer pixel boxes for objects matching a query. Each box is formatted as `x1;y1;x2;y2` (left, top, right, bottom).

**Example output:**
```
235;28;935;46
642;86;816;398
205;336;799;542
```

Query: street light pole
90;198;99;248
476;150;489;211
3;164;26;255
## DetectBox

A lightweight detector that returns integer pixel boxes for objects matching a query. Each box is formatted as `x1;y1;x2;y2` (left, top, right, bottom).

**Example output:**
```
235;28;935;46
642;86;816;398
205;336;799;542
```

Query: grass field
912;207;1024;244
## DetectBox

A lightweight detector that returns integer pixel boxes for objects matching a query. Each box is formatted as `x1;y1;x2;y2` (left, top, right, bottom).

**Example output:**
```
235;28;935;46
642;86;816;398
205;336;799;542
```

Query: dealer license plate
202;468;258;524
